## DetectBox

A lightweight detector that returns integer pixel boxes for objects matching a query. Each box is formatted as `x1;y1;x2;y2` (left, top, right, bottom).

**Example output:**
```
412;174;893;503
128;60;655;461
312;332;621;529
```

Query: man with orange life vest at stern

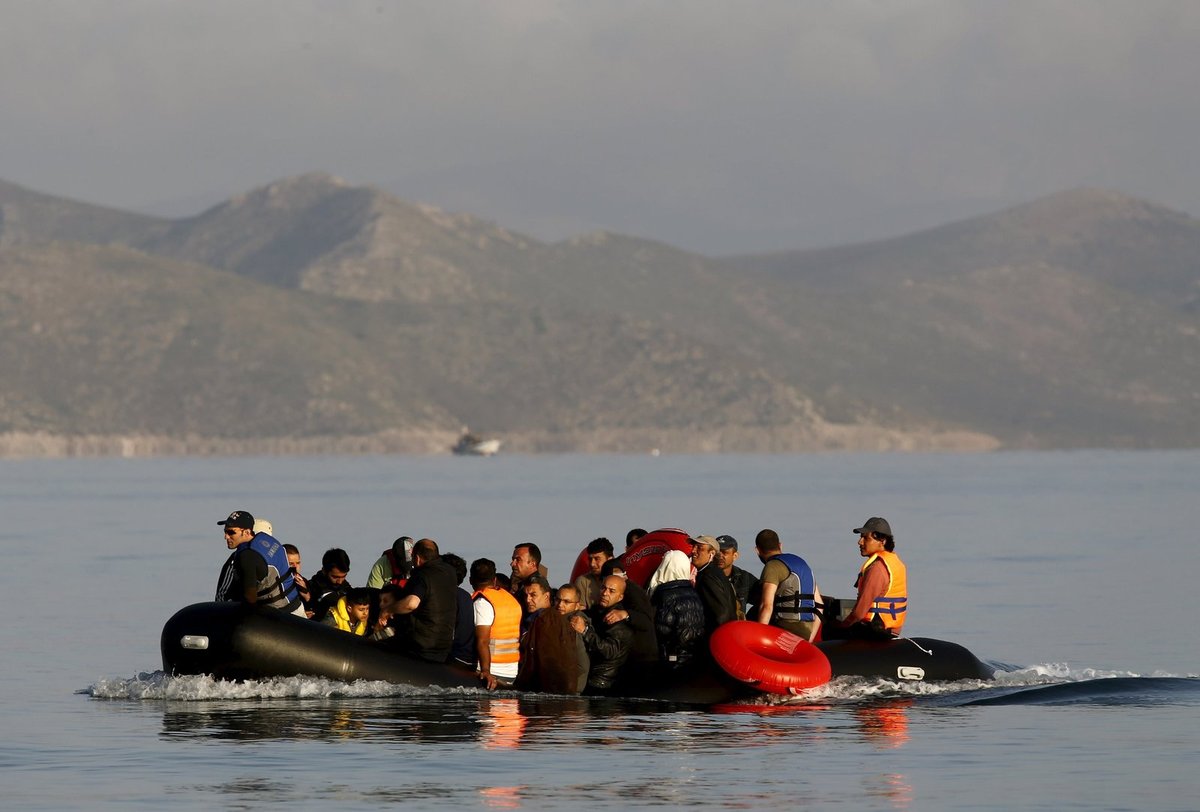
839;517;907;640
214;510;305;617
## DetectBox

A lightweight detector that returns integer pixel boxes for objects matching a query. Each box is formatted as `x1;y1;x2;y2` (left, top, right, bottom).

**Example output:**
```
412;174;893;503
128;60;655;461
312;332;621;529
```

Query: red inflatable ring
710;621;832;694
569;528;693;588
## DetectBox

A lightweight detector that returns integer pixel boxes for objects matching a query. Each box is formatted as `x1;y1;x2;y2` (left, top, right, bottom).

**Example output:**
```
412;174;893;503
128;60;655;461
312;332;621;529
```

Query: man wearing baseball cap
838;516;907;639
716;535;760;617
214;509;305;616
690;535;740;636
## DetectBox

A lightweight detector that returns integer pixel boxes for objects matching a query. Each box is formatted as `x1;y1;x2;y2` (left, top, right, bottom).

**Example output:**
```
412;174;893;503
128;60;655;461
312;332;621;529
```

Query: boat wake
82;671;482;701
720;662;1200;707
83;662;1200;707
958;674;1200;706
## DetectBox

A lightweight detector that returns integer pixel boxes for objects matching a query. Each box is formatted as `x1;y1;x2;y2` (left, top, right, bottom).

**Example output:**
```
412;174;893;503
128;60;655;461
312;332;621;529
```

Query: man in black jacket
716;534;761;617
598;559;658;666
571;575;635;694
307;547;352;621
387;538;458;663
691;535;740;635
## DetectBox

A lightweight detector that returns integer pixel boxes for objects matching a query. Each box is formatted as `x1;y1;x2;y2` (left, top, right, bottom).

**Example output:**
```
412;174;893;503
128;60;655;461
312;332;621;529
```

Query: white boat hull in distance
468;439;501;456
453;435;501;456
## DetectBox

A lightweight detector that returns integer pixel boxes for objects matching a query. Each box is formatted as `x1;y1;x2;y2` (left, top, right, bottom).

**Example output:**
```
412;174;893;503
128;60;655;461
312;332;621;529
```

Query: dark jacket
619;578;659;664
450;586;476;667
728;565;760;616
695;562;739;634
393;556;457;662
580;602;635;692
307;570;351;622
650;579;706;664
514;609;588;695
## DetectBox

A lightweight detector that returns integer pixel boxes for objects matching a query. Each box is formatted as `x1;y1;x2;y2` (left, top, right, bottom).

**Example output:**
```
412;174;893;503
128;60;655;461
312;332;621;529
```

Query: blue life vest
225;533;302;612
772;552;818;623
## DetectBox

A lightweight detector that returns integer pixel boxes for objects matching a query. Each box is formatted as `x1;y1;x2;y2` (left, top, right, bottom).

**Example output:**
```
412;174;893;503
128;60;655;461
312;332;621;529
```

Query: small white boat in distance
452;430;501;456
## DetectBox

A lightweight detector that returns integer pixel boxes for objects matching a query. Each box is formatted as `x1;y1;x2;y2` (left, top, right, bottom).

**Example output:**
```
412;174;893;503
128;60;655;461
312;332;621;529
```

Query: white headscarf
647;549;694;598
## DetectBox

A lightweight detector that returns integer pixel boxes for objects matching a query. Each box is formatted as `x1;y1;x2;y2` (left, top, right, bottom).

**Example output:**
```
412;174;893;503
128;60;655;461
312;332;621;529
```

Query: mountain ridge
1;174;1196;454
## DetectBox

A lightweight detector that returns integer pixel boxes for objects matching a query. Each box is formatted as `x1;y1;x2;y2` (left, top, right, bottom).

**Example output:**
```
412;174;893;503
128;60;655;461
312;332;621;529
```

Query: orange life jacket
855;551;907;633
471;587;522;666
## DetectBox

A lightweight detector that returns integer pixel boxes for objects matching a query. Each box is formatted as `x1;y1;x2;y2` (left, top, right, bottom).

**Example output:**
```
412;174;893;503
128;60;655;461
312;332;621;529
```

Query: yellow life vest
472;587;523;666
856;551;908;633
329;596;368;636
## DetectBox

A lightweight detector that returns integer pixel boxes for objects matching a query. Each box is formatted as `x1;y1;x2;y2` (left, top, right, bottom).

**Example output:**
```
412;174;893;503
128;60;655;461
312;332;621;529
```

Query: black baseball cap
716;534;738;551
853;517;893;539
218;510;255;530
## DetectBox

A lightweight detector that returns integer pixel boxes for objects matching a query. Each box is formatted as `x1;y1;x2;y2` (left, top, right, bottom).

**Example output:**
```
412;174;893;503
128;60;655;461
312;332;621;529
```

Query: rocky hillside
0;175;1196;454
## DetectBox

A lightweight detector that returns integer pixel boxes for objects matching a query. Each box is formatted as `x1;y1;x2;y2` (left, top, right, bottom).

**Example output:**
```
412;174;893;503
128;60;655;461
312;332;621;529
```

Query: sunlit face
326;568;349;586
555;588;581;615
511;547;537;579
524;584;551;613
858;532;886;558
717;546;738;570
587;551;611;576
224;526;252;549
347;602;370;624
598;575;625;609
287;552;302;573
691;542;715;568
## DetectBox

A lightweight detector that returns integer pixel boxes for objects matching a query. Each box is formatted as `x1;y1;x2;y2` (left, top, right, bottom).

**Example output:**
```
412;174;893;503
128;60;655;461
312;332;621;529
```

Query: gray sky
3;0;1198;255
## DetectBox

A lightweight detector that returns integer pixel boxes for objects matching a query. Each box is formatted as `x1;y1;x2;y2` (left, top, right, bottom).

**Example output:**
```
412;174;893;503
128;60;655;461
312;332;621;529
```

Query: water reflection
160;694;593;744
481;698;527;750
855;700;912;748
713;698;914;810
153;693;925;810
863;772;914;809
161;693;915;754
713;697;912;749
479;784;524;809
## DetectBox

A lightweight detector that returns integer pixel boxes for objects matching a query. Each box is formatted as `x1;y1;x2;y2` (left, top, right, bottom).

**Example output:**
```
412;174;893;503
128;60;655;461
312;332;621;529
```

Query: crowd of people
213;510;908;695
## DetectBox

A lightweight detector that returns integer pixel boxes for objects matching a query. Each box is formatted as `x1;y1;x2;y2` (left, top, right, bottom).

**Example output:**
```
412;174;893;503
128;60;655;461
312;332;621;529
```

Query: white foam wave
992;663;1199;682
84;672;482;701
725;664;1200;707
84;666;1198;704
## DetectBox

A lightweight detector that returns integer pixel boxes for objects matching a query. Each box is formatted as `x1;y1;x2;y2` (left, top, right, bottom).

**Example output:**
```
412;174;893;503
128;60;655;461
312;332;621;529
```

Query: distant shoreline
0;425;1003;458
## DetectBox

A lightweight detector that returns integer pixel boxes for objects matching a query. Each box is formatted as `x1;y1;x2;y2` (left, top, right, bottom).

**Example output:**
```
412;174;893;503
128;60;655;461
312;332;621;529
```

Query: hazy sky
3;1;1198;254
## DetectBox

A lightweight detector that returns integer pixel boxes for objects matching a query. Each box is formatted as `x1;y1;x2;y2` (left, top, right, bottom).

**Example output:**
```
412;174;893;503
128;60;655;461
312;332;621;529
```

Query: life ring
568;528;693;588
710;620;832;694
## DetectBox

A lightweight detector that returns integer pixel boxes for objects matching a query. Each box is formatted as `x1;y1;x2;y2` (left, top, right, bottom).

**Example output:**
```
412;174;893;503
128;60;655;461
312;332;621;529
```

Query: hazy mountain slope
729;189;1200;311
0;179;169;247
719;190;1200;446
732;261;1200;447
1;175;1197;452
0;241;849;452
136;173;541;304
0;242;453;437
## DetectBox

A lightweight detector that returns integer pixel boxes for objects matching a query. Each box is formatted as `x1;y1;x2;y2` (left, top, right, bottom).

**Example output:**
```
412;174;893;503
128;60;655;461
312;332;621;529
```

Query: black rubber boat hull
817;637;995;682
161;602;752;704
161;603;993;703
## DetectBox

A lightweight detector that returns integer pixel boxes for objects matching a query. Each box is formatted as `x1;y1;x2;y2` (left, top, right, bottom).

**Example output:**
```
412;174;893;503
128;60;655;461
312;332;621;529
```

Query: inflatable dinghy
162;602;993;703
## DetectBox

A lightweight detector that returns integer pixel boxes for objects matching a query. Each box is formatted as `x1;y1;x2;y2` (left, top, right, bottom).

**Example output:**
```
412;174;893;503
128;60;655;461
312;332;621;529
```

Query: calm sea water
1;451;1197;810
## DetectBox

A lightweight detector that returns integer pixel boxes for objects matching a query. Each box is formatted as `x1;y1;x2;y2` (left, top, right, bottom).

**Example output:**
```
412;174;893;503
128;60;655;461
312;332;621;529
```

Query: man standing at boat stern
839;517;907;639
214;510;305;617
387;538;458;662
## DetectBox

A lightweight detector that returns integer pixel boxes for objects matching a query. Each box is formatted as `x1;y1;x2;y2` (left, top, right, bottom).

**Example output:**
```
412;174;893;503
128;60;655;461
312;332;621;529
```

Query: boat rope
906;638;934;656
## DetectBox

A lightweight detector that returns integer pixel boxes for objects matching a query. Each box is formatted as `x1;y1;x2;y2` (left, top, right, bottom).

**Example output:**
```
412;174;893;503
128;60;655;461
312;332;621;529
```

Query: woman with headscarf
647;550;706;666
